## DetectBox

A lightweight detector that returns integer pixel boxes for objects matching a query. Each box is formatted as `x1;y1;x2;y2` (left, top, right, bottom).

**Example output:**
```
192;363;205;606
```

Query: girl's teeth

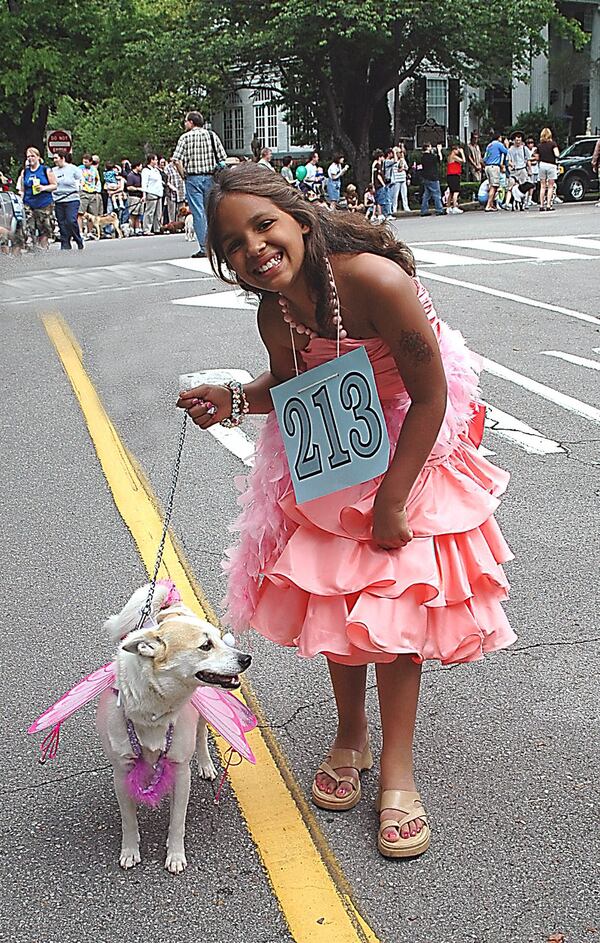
258;254;281;273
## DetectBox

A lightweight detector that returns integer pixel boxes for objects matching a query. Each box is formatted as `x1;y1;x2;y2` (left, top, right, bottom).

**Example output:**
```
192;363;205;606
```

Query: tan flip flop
376;789;431;858
311;743;373;811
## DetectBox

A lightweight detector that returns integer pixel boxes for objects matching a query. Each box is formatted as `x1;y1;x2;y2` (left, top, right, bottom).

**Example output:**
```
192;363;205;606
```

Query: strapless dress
222;278;516;665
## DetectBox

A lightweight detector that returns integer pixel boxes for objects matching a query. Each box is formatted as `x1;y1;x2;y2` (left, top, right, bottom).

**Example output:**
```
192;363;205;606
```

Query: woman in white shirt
390;144;410;213
141;154;164;234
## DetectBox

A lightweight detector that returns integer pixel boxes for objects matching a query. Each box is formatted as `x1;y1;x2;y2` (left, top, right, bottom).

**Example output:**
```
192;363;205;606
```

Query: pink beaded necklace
277;257;347;375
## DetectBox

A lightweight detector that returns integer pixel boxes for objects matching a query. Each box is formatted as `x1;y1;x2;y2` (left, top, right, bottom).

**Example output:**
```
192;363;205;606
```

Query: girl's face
26;151;39;167
216;193;309;293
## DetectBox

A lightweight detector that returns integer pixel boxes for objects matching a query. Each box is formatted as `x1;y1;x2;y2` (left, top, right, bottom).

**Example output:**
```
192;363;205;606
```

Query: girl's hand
176;384;232;429
372;491;413;550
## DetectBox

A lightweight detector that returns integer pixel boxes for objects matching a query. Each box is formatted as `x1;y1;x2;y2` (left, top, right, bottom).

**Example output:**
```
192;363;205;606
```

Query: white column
512;81;531;122
530;24;550;111
591;5;600;135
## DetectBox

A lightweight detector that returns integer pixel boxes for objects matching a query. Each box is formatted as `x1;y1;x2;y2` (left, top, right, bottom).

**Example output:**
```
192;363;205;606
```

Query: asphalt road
1;202;598;943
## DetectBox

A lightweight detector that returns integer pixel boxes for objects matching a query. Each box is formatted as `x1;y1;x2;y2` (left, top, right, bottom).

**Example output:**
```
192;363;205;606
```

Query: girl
177;165;515;858
390;144;410;213
371;149;388;222
445;143;465;214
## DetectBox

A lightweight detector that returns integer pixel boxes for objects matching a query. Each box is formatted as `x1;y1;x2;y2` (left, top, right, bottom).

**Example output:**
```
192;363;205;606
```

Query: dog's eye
199;640;213;652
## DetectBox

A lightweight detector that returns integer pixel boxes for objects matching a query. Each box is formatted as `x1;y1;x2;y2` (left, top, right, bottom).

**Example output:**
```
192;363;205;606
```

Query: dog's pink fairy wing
191;689;257;764
28;662;117;734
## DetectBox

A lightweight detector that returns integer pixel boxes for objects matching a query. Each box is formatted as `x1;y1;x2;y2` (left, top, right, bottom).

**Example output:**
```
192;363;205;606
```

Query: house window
252;88;273;103
426;78;447;127
255;103;278;149
224;107;244;151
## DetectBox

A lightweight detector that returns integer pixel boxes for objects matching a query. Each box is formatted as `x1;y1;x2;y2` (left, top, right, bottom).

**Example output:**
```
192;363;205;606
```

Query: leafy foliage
1;0;589;189
509;108;570;146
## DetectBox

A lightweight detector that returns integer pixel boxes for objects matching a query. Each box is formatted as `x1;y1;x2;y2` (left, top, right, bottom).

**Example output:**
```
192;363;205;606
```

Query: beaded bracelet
220;380;250;428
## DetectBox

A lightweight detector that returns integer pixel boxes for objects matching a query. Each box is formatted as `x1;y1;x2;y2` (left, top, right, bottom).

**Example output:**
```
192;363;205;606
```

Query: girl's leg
376;655;424;841
400;179;409;211
539;178;547;208
547;180;555;207
314;661;369;798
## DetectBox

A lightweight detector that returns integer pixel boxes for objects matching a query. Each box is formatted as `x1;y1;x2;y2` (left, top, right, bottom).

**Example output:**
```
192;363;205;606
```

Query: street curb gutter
43;313;382;943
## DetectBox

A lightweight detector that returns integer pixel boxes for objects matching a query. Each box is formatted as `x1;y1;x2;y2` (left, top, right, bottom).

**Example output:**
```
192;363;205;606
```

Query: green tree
193;0;587;187
0;0;143;166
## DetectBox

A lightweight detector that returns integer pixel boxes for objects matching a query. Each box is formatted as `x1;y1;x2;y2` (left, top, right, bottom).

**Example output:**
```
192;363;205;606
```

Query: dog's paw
197;755;218;780
165;850;187;874
119;847;141;869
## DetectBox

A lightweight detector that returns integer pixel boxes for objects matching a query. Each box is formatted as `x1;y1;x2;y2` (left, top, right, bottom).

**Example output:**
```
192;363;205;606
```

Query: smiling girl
177;163;516;858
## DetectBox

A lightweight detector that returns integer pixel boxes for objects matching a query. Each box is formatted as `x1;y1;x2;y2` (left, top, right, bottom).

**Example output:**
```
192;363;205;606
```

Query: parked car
556;137;599;202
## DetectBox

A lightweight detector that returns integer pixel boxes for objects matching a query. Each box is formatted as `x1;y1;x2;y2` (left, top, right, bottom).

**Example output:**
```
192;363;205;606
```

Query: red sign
47;129;73;154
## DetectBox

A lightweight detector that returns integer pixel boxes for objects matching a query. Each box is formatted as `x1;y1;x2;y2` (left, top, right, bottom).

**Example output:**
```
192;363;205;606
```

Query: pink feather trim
125;755;176;807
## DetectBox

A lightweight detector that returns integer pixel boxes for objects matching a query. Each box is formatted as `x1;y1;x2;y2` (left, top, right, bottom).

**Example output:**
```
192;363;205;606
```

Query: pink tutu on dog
223;279;516;666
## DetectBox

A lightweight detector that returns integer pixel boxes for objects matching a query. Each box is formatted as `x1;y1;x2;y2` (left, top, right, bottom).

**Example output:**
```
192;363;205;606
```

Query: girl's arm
353;258;447;547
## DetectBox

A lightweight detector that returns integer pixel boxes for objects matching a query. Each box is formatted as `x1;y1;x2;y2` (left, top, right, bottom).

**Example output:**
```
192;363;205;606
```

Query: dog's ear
121;634;166;657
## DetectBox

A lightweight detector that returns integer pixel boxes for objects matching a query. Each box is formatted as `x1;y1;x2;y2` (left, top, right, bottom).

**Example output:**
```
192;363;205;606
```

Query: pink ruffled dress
223;278;516;666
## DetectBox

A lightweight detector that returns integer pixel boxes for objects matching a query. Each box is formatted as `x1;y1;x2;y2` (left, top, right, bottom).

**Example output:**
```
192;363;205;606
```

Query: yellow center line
43;313;382;943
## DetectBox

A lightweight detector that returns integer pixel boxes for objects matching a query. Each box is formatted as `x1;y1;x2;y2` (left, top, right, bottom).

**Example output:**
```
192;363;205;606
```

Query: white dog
184;213;195;241
96;584;251;873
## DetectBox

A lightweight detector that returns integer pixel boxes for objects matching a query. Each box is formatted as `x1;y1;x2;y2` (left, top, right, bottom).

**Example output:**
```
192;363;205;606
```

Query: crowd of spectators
2;121;597;257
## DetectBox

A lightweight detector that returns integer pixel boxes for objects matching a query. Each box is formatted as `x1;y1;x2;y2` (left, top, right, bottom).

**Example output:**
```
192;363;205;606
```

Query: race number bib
271;346;389;504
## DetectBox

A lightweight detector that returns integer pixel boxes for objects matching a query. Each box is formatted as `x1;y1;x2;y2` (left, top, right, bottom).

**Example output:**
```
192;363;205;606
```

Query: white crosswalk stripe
407;233;600;268
483;403;565;455
532;235;600;252
444;238;596;262
482;357;600;424
542;351;600;371
173;289;256;309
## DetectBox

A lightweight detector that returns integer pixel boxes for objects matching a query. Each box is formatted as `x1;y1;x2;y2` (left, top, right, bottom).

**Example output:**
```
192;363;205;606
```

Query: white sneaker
553;196;563;204
454;207;464;213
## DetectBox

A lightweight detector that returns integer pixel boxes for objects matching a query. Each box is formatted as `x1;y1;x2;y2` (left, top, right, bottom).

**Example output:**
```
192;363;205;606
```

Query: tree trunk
0;102;48;165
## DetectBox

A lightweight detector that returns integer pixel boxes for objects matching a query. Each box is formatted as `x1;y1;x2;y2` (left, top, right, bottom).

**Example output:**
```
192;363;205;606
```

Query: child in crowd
363;183;375;220
177;164;515;859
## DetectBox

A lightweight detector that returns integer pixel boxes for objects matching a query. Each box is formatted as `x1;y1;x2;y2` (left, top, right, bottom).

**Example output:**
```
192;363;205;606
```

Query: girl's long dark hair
206;162;415;334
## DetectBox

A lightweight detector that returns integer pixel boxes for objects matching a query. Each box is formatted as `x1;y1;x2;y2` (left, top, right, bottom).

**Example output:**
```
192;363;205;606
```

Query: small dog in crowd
184;214;195;241
83;211;122;239
160;220;185;234
509;180;535;211
96;583;251;873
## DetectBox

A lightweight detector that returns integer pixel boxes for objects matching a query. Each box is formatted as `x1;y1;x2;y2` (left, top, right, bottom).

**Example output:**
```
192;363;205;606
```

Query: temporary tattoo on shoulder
395;330;434;364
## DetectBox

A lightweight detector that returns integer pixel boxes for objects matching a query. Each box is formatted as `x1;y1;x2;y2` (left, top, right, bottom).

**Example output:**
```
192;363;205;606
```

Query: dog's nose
239;653;252;672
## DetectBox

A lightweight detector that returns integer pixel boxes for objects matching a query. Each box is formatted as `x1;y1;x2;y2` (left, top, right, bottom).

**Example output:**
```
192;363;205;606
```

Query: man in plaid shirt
172;111;227;258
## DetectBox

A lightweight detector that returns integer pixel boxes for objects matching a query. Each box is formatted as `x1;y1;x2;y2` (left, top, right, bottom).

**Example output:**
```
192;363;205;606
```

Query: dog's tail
103;582;173;642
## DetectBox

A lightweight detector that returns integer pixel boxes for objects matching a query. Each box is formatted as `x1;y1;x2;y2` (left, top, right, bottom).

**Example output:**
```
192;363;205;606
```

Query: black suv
557;137;599;202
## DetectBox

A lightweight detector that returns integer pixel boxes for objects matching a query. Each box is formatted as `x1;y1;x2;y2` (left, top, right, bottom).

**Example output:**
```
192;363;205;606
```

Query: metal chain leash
136;412;188;630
